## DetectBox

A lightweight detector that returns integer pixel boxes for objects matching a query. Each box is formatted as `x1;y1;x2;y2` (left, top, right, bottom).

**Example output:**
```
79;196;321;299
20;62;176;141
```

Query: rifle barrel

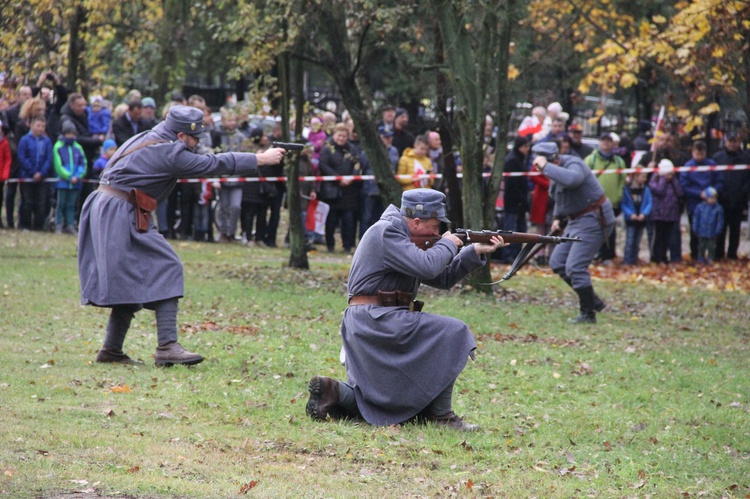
455;230;581;245
411;230;580;251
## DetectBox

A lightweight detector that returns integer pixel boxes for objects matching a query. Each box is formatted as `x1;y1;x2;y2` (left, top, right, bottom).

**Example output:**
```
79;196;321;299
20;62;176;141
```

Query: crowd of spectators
504;102;750;265
0;73;287;245
2;72;749;262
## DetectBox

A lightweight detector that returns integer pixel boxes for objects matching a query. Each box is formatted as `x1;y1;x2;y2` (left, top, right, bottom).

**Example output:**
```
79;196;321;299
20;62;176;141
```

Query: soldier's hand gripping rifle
410;228;581;284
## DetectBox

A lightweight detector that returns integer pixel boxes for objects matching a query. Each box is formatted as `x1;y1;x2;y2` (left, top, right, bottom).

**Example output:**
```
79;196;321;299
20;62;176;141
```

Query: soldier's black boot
569;286;597;324
558;273;606;312
306;376;342;421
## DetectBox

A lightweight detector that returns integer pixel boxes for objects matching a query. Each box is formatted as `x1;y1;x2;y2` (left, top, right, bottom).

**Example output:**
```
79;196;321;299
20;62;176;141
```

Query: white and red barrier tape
6;164;748;183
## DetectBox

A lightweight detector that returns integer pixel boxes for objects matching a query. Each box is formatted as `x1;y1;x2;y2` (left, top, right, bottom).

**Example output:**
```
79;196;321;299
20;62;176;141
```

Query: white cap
657;159;674;175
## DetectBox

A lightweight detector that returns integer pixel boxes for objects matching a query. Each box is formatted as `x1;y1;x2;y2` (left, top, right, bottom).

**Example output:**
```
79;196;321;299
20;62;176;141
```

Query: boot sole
568;317;597;324
97;359;144;365
306;377;324;420
155;357;204;367
306;376;340;420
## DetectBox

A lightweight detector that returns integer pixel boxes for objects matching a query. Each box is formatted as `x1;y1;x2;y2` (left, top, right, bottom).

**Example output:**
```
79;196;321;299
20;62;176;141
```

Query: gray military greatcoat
342;205;486;426
545;154;615;289
78;122;259;307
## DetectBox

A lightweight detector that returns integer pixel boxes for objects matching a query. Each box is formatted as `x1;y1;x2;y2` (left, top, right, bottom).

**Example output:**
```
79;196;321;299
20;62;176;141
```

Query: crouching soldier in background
531;142;615;324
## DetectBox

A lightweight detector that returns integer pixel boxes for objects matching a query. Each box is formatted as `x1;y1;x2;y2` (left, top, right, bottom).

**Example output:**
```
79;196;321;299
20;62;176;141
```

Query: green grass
0;230;748;497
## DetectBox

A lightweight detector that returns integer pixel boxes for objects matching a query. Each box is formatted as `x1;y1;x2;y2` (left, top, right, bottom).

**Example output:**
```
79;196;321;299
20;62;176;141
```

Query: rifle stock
411;229;581;251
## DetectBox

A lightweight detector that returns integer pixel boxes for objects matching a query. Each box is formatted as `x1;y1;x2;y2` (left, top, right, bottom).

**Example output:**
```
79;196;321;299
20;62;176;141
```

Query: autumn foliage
527;0;750;124
517;258;750;293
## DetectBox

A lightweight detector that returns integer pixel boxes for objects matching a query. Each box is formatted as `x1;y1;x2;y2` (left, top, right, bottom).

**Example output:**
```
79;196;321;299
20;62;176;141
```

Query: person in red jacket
529;169;551;264
0;124;11;228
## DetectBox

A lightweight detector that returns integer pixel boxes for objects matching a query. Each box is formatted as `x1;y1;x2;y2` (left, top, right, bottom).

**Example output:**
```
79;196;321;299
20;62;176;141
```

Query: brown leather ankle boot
154;342;204;367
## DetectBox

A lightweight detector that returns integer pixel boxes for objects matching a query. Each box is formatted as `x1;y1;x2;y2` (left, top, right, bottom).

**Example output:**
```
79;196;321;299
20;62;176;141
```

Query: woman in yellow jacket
397;135;434;191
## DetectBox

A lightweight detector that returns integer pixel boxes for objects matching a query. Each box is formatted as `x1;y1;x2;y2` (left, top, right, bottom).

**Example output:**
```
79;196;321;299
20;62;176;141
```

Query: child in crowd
680;140;722;260
307;116;327;170
621;171;653;265
17;116;53;231
691;186;724;264
53;122;87;234
93;139;117;177
87;96;111;140
648;159;684;264
397;134;433;191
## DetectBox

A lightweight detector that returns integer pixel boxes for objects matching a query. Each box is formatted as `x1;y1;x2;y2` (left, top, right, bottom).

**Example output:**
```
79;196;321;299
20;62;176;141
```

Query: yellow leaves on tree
527;0;740;139
527;0;749;118
0;0;161;95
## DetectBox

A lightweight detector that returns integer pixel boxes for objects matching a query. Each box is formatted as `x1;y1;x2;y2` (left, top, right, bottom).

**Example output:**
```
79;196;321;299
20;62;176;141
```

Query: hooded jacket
53;137;87;190
396;148;433;191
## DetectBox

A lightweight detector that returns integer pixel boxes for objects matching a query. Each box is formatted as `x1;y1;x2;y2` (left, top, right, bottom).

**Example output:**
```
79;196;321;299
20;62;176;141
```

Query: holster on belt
128;188;157;233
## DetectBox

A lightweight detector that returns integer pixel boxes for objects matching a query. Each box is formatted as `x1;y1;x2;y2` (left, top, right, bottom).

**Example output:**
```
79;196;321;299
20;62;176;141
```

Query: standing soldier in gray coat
79;105;284;366
306;189;504;431
531;142;615;324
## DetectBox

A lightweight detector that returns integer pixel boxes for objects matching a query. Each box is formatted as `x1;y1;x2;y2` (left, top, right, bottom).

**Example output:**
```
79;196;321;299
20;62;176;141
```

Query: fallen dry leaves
182;321;260;336
239;480;259;494
519;258;750;292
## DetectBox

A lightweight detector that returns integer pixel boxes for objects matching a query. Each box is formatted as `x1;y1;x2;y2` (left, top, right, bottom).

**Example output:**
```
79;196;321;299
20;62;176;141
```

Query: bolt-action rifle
410;228;580;251
410;229;581;284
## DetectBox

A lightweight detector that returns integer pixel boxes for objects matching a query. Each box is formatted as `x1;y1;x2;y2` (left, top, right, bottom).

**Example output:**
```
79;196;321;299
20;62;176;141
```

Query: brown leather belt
97;184;157;233
569;195;606;221
349;292;424;312
98;184;130;201
348;295;381;306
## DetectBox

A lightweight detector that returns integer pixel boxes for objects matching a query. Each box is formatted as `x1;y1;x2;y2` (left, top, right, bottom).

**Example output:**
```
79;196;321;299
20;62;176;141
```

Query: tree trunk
433;0;503;292
434;21;462;227
67;5;86;90
744;30;750;129
287;54;309;269
154;0;187;102
315;4;402;208
486;0;516;228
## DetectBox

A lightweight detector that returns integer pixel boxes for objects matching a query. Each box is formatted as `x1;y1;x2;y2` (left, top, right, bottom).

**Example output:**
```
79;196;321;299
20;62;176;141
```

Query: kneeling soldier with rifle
531;141;615;324
307;188;504;431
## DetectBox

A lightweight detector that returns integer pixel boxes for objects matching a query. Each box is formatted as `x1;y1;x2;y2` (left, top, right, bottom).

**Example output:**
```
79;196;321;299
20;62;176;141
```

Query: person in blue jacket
621;171;653;265
680;140;723;260
53;121;87;234
691;187;724;264
17;116;53;230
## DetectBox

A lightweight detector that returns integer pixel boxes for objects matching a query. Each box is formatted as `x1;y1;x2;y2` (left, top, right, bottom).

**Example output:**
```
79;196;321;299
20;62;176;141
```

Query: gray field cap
165;105;206;137
401;188;450;223
531;141;559;157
